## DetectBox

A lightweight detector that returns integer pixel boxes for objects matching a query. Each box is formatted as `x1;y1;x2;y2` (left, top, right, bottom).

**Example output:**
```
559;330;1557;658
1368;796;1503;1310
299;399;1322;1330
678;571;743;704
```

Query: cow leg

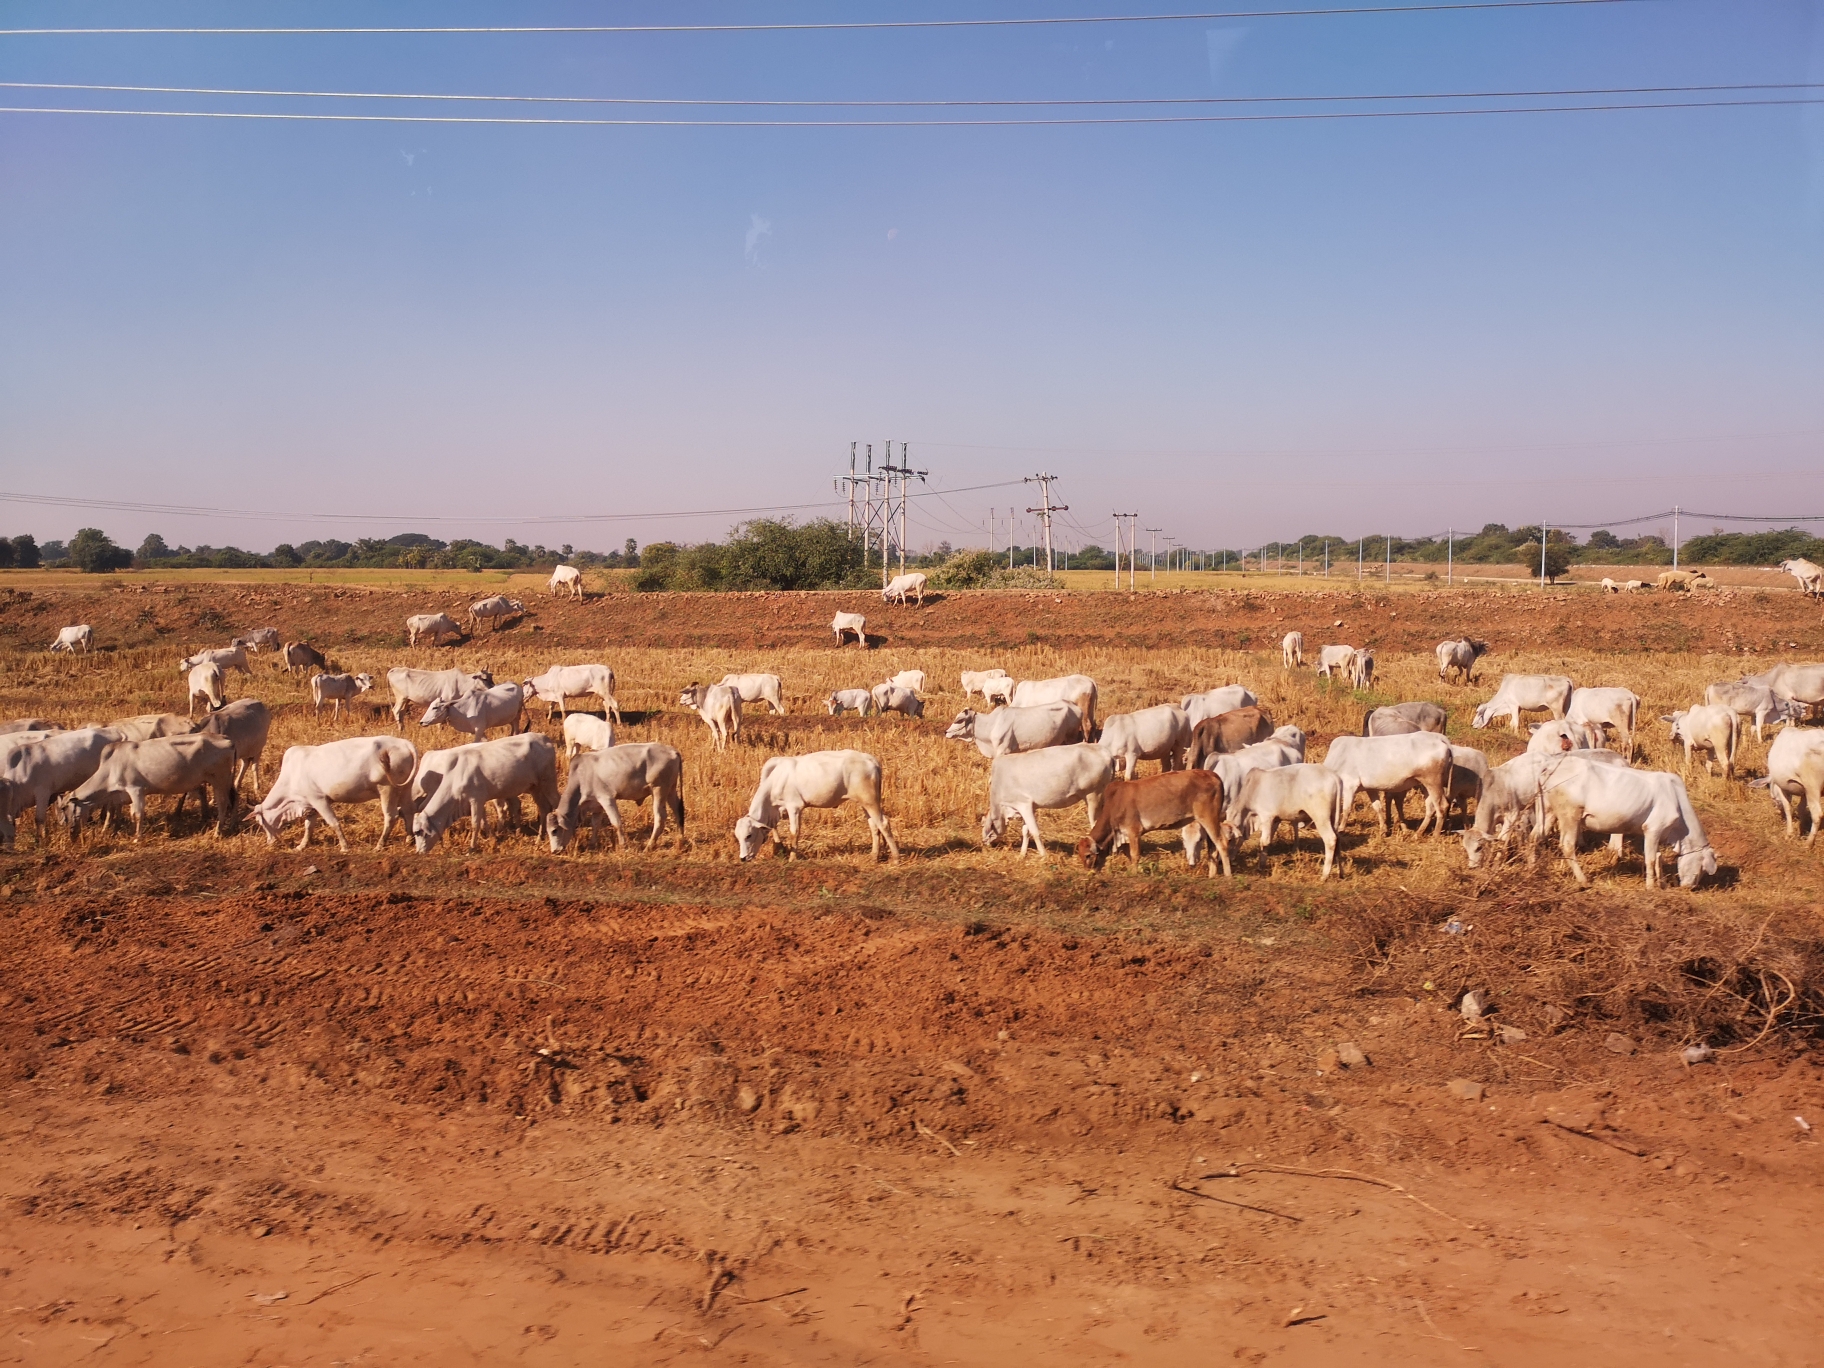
1316;818;1337;881
1770;785;1796;837
1018;802;1044;856
131;794;148;842
317;801;351;853
1642;829;1661;889
1806;789;1823;845
1122;820;1145;870
1561;814;1590;886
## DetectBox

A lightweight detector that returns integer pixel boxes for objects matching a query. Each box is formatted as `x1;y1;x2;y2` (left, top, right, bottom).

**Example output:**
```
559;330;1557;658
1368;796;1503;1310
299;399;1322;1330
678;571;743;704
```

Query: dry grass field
3;580;1823;1366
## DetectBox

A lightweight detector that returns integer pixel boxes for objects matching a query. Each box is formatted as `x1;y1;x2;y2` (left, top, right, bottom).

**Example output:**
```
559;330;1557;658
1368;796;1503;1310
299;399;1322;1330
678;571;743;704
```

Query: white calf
735;750;897;861
562;713;615;758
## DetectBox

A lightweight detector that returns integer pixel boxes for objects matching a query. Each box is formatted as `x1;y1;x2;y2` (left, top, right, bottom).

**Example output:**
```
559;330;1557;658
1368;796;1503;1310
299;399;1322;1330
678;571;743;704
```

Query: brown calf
1076;769;1232;878
282;642;328;675
1184;706;1274;770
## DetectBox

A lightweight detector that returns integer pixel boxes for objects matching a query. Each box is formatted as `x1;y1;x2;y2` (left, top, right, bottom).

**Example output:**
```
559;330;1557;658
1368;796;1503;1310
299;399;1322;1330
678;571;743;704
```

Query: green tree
135;533;172;566
1519;541;1572;583
69;527;132;573
12;535;40;568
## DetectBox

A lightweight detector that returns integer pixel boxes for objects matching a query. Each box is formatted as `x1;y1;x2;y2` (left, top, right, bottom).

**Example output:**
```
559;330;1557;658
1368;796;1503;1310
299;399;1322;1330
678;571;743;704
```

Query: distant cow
561;713;615;758
1779;558;1823;599
406;613;464;647
548;564;584;598
1350;648;1376;690
232;627;282;652
187;661;226;718
386;666;492;727
870;683;924;719
831;611;867;646
468;595;524;632
1657;569;1712;592
1281;632;1304;669
826;689;876;718
1364;701;1447;737
1567;686;1640;759
195;697;272;796
720;673;786;716
961;669;1010;701
1184;707;1274;770
1011;675;1099;734
1664;705;1740;780
1078;769;1230;878
679;682;741;751
885;670;925;694
1435;638;1488;685
281;642;328;675
249;735;419;852
311;672;374;721
180;645;252;677
945;703;1083;759
49;625;93;654
1472;674;1574;732
420;682;526;741
524;663;620;722
1705;679;1797;743
882;573;928;606
1101;704;1194;780
547;743;685;853
1316;645;1356;679
735;750;898;861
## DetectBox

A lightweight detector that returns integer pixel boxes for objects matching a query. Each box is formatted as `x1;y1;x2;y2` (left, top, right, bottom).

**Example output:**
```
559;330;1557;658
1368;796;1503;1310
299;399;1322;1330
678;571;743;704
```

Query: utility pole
1385;533;1391;586
1447;527;1453;586
1112;513;1138;590
1024;473;1065;574
1324;539;1329;576
1540;518;1548;588
1672;504;1680;569
1146;528;1161;584
873;443;926;583
1358;538;1364;582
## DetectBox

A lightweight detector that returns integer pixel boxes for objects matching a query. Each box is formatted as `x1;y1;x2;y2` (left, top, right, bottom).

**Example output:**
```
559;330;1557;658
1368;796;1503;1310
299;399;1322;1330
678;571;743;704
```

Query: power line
0;2;1654;38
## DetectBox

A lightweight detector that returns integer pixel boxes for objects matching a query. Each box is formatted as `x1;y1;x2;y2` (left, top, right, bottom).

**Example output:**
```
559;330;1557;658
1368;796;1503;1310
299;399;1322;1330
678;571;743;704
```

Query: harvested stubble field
2;578;1823;1366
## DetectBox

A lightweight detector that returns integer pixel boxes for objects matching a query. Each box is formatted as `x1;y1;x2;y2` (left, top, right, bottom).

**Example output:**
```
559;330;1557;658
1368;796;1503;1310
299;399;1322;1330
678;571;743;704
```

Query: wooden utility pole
1024;473;1066;574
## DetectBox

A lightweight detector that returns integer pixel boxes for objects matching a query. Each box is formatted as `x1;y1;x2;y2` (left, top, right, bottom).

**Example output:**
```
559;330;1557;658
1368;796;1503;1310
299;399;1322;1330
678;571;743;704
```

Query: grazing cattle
1472;674;1574;731
1102;704;1195;780
720;673;786;715
1323;732;1454;837
1705;679;1796;742
561;713;615;758
679;682;741;751
1527;718;1605;755
960;668;1010;702
1750;663;1824;719
831;611;867;646
1078;769;1231;878
60;734;238;841
2;718;59;735
826;689;876;718
1180;686;1258;727
945;703;1083;759
187;661;226;718
1446;746;1491;825
1436;638;1489;685
107;714;193;742
882;573;928;606
1281;632;1304;669
546;742;684;853
982;675;1016;706
250;736;419;852
1184;706;1274;770
1656;569;1712;592
196;698;272;795
1364;701;1448;736
735;749;898;861
420;682;526;741
468;595;524;632
1623;580;1646;592
547;564;584;598
49;625;93;654
406;612;464;647
1779;558;1824;599
1350;648;1376;690
1011;675;1099;734
386;666;492;726
1663;705;1740;780
1542;763;1715;889
885;670;926;694
1316;645;1357;679
1461;750;1631;867
1201;732;1305;811
232;627;281;652
310;672;374;720
0;727;123;848
280;642;328;675
524;663;620;722
981;744;1115;855
412;733;560;853
1567;686;1641;759
870;683;924;719
1601;578;1622;594
1754;727;1824;842
180;645;252;677
1223;764;1346;881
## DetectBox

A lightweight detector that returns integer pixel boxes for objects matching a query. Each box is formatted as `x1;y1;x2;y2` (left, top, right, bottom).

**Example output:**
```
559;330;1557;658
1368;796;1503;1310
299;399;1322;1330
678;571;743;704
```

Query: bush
1519;542;1573;583
69;527;132;574
987;565;1060;590
929;549;1003;589
11;535;39;568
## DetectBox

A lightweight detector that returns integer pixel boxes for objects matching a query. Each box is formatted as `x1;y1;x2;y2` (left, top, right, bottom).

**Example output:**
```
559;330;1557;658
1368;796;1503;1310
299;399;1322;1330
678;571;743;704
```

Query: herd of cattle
9;613;1824;890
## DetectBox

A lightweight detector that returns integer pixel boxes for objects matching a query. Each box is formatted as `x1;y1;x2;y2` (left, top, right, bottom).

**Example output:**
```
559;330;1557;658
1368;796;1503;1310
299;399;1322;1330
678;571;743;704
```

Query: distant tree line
2;529;645;573
1205;525;1824;571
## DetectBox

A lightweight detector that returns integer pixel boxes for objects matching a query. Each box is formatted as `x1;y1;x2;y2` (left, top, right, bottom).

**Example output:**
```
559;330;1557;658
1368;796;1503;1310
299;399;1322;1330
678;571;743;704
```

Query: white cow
547;564;584;598
1461;749;1633;867
1541;763;1716;889
232;627;281;652
1316;645;1356;679
0;727;123;848
1098;704;1191;781
870;683;924;719
882;573;928;606
720;673;786;715
1;718;60;735
107;714;193;742
1527;718;1605;755
734;749;898;861
981;675;1016;706
49;625;93;654
679;682;741;751
1663;705;1740;780
1446;746;1491;825
196;697;271;796
1281;632;1304;669
1705;679;1797;742
961;669;1010;702
1779;558;1824;599
1180;686;1257;727
187;661;226;718
945;703;1083;759
1567;687;1641;759
386;666;492;727
980;744;1114;855
1365;701;1448;736
546;743;684;853
311;672;374;721
1751;663;1824;719
1472;674;1574;731
1350;648;1376;690
1202;732;1304;808
1323;732;1454;837
250;736;419;852
885;669;925;694
421;682;526;740
412;733;560;853
1755;727;1824;842
179;645;252;677
831;611;867;646
60;734;238;841
524;663;620;722
1223;763;1346;881
826;689;876;718
1601;578;1622;594
562;714;616;758
1436;638;1489;685
468;595;524;632
1011;675;1099;734
406;612;464;647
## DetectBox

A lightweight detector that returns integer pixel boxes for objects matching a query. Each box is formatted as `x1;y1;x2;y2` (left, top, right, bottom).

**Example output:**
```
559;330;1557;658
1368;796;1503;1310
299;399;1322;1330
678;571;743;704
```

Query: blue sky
2;0;1821;556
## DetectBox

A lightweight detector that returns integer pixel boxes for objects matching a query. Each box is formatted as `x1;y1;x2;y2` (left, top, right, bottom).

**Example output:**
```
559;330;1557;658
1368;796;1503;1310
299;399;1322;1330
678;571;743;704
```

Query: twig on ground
1233;1163;1477;1231
303;1271;376;1305
1168;1178;1301;1223
1539;1119;1645;1157
915;1120;960;1157
730;1287;807;1306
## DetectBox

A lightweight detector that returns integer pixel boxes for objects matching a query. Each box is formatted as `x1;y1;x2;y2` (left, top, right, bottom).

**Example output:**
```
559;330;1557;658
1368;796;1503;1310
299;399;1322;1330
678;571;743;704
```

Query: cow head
679;683;704;709
1076;834;1109;871
944;710;978;741
734;816;773;861
980;809;1006;848
1471;703;1495;730
420;698;452;728
1678;845;1718;889
353;673;374;694
545;810;576;854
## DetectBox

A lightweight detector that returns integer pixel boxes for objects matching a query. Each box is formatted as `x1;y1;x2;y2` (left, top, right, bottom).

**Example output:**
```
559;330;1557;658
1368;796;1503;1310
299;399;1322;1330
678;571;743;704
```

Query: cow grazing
1102;704;1195;780
1315;645;1357;679
679;682;741;751
187;661;226;718
386;667;492;727
49;625;93;654
1542;763;1715;889
1663;705;1740;780
980;744;1115;855
882;573;928;606
420;682;526;741
960;669;1010;702
196;698;272;795
1527;719;1605;755
1755;727;1824;842
1350;648;1376;690
885;669;925;694
735;749;898;862
548;564;584;598
1323;732;1454;837
412;733;561;853
1656;569;1712;592
310;672;374;720
1779;558;1823;599
1567;687;1641;759
870;683;924;719
945;703;1083;759
981;675;1016;706
1011;675;1099;734
61;734;239;841
180;645;252;677
233;627;281;652
831;611;867;647
280;641;328;675
1461;750;1632;868
1705;679;1796;743
1447;746;1491;825
1184;706;1274;770
1201;729;1305;807
1436;638;1489;685
468;595;524;632
547;743;685;853
1472;674;1574;731
1601;578;1621;594
1223;764;1346;881
720;673;786;715
0;727;123;848
524;663;620;722
1281;632;1304;669
1750;663;1824;719
1077;769;1231;878
562;713;615;758
827;689;876;718
250;736;419;852
1180;686;1258;727
1623;580;1646;592
406;612;464;647
107;714;193;742
1364;701;1448;737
